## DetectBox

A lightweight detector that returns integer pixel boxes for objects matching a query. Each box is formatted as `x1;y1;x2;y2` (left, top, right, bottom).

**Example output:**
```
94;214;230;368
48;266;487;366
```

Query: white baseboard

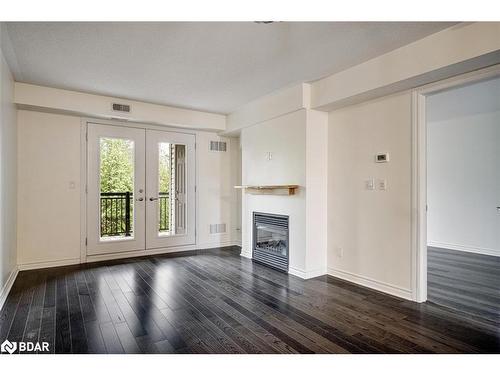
239;252;326;280
240;250;252;259
288;266;306;278
327;267;413;301
18;258;81;271
86;245;196;263
196;240;238;250
428;241;500;258
289;266;327;279
304;267;327;279
20;242;242;270
84;242;242;264
0;266;19;311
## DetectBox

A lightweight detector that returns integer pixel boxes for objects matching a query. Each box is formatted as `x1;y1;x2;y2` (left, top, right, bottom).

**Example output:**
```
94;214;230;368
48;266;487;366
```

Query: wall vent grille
209;140;227;152
209;223;227;234
112;103;131;113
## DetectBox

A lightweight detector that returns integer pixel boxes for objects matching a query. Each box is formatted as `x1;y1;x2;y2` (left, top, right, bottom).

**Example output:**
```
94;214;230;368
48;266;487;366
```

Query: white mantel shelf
234;185;299;196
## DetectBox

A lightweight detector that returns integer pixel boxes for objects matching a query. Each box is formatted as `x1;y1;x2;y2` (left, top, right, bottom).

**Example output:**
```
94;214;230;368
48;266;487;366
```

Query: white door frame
411;64;500;302
80;118;198;264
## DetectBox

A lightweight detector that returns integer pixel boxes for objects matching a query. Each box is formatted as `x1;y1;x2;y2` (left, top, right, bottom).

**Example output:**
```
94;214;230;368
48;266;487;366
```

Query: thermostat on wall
375;152;389;163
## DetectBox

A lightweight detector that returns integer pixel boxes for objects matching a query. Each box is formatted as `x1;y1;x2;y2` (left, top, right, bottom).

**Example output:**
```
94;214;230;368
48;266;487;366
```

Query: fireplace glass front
253;212;289;272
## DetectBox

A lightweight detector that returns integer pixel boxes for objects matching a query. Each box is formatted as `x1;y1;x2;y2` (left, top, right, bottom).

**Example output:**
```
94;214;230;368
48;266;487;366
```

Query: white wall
195;131;241;248
311;23;500;111
427;80;500;256
17;111;82;267
16;110;240;268
305;110;328;277
240;110;307;276
230;137;242;245
328;92;413;299
0;32;17;305
226;83;310;133
15;83;226;131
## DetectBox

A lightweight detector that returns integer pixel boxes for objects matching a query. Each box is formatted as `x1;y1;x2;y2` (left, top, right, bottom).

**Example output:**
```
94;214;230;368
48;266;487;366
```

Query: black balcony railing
158;192;170;232
100;192;169;237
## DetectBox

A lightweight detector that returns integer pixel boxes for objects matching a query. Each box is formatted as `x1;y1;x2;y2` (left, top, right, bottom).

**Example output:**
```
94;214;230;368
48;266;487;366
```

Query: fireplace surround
253;212;289;272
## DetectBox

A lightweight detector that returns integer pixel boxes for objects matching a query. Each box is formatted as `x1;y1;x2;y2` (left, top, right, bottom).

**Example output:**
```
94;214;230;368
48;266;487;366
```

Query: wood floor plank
74;270;98;323
54;272;72;353
66;272;89;353
205;255;457;353
184;256;384;353
22;271;46;347
88;267;126;325
114;322;141;354
1;246;499;353
38;272;56;354
99;321;124;354
428;247;500;327
153;260;297;353
84;320;106;353
145;260;283;354
82;267;113;324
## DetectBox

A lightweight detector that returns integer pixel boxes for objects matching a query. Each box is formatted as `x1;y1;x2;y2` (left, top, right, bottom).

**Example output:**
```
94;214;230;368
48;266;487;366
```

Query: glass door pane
173;144;187;235
99;138;135;240
146;130;195;249
156;142;187;236
158;142;171;235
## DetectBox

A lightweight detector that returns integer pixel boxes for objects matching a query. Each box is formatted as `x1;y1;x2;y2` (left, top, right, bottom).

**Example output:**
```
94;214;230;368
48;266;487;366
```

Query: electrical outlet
336;247;344;258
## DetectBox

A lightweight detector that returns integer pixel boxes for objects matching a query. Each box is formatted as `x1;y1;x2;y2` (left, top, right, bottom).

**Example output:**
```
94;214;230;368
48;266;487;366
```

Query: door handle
136;197;144;202
149;197;159;201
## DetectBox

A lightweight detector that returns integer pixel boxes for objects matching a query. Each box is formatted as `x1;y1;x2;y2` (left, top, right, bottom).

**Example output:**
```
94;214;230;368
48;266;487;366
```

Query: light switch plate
377;179;387;190
365;178;375;190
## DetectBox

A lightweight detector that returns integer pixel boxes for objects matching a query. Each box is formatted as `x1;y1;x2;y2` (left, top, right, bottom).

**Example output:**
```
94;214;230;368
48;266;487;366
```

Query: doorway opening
414;68;500;326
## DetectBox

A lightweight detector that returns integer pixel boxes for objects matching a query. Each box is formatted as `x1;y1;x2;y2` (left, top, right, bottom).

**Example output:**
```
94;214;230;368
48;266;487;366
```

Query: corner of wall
0;38;19;307
305;109;329;277
0;265;19;311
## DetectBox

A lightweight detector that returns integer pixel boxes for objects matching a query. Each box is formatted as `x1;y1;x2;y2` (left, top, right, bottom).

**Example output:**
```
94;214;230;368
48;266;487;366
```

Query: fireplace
253;212;289;272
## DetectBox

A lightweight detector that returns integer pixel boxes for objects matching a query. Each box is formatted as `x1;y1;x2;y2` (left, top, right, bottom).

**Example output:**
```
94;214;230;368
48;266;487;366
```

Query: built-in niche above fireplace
253;212;289;273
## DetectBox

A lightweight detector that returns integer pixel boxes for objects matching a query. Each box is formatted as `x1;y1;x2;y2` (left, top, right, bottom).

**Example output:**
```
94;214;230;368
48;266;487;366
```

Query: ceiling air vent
112;103;131;113
209;223;227;234
209;140;227;152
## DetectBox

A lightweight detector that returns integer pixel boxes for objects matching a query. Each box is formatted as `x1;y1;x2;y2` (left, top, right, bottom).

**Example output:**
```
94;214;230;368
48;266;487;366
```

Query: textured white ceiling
4;22;454;114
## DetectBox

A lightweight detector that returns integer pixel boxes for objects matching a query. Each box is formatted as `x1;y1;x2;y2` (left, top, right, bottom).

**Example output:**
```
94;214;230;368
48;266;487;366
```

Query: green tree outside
99;138;171;236
100;138;134;193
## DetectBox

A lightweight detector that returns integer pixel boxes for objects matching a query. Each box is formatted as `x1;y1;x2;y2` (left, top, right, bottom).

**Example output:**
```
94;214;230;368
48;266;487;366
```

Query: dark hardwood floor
1;246;499;354
428;246;500;326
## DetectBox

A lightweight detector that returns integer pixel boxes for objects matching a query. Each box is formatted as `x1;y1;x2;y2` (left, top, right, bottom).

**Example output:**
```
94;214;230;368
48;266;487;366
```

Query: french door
145;130;195;248
87;123;195;256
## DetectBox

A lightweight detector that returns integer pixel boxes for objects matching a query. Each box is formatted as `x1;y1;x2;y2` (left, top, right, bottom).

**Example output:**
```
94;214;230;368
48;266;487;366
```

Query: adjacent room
426;77;500;326
0;21;499;355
